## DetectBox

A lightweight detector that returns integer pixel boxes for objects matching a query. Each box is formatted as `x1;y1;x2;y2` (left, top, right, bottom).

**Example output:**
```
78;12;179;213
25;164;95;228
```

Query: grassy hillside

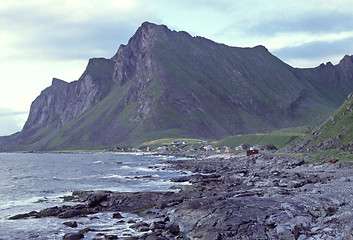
287;94;353;161
212;127;306;149
135;127;306;150
137;138;202;148
297;95;353;147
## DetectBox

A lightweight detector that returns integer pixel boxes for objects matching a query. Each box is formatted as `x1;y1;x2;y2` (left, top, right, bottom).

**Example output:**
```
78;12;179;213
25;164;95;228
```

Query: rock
63;232;84;240
342;223;353;239
87;192;109;207
10;154;353;239
297;235;306;240
130;221;150;232
170;176;190;182
290;159;305;167
63;221;78;228
149;221;165;230
39;206;62;217
103;235;118;240
144;233;168;240
166;223;180;234
58;209;87;218
322;227;333;232
276;225;296;240
112;212;124;219
9;211;39;220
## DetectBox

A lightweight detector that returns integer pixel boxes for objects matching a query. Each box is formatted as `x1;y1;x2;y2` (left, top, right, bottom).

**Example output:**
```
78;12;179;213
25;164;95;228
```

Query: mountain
287;92;353;155
1;22;353;151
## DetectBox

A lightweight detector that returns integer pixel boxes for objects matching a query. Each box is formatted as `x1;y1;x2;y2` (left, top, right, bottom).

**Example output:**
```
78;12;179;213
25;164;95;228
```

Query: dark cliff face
2;22;353;151
299;55;353;105
23;58;115;131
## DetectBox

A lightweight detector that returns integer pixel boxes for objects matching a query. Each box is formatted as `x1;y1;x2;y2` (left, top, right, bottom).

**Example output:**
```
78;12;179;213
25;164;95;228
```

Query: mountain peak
140;21;168;31
112;22;170;61
339;55;353;66
52;78;67;86
130;22;170;45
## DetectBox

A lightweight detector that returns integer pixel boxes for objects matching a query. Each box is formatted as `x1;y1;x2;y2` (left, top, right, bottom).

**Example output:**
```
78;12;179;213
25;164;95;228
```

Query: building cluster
106;141;277;156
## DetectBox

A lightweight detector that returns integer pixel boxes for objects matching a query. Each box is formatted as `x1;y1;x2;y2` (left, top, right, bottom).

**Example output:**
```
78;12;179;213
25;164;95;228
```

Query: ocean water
0;152;188;239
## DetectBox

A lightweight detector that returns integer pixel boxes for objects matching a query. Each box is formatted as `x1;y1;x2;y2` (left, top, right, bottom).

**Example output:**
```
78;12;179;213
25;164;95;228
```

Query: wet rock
39;206;62;217
143;233;168;240
10;154;353;239
130;221;150;232
149;221;165;230
9;211;39;220
63;232;84;240
102;235;118;240
87;191;110;207
112;212;123;219
276;224;296;240
166;223;180;234
58;209;87;218
63;221;78;228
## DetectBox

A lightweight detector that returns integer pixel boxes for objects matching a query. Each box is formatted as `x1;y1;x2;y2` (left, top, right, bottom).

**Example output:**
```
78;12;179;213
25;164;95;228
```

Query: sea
0;152;189;239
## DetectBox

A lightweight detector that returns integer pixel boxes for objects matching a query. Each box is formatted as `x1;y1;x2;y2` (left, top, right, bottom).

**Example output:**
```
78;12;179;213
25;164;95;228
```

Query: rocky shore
9;154;353;239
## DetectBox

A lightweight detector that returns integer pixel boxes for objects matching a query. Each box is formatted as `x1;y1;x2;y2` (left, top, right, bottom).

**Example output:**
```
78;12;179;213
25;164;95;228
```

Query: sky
1;0;353;136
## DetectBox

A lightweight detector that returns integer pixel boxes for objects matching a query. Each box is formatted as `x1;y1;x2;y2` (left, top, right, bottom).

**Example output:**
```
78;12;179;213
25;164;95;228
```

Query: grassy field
136;126;307;150
137;138;202;148
211;126;307;149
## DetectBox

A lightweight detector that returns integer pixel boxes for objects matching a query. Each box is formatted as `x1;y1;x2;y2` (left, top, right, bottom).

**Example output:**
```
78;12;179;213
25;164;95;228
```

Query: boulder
166;223;180;234
63;232;84;240
58;209;87;218
39;206;62;217
112;212;124;219
9;211;39;220
87;192;109;207
63;221;78;228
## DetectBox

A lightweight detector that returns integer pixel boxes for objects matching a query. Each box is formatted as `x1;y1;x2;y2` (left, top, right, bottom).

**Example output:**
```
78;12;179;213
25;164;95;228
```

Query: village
106;141;278;157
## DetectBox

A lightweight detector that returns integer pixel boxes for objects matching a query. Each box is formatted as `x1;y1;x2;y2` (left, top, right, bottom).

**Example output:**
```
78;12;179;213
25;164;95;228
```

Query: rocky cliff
1;22;353;151
24;57;115;132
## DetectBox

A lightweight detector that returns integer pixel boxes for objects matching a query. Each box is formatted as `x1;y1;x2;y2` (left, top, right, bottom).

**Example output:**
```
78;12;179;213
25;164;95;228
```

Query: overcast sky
1;0;353;136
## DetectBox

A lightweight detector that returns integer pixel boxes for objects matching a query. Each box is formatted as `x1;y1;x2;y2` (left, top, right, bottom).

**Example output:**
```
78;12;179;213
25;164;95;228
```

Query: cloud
0;109;28;136
248;10;353;36
0;0;160;61
272;36;353;66
0;110;28;117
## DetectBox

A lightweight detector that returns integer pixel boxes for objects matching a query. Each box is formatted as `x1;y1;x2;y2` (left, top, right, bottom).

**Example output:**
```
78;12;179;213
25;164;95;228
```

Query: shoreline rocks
9;154;353;239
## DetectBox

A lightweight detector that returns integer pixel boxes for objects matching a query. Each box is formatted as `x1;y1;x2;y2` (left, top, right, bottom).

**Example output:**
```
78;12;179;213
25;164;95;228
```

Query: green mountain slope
288;93;353;155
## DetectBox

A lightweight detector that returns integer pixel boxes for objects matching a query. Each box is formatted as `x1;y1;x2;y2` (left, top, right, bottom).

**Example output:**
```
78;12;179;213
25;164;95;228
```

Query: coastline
8;153;353;239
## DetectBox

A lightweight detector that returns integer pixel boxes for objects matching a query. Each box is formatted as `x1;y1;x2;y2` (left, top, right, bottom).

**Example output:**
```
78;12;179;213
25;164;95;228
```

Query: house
225;148;234;153
139;146;151;152
216;147;223;153
157;145;169;151
235;144;249;151
203;144;214;151
235;145;243;151
247;149;259;156
252;145;265;151
188;147;196;152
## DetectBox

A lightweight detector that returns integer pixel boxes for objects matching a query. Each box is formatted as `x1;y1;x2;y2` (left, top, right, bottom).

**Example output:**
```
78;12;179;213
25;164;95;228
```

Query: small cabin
225;148;234;153
246;149;259;156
